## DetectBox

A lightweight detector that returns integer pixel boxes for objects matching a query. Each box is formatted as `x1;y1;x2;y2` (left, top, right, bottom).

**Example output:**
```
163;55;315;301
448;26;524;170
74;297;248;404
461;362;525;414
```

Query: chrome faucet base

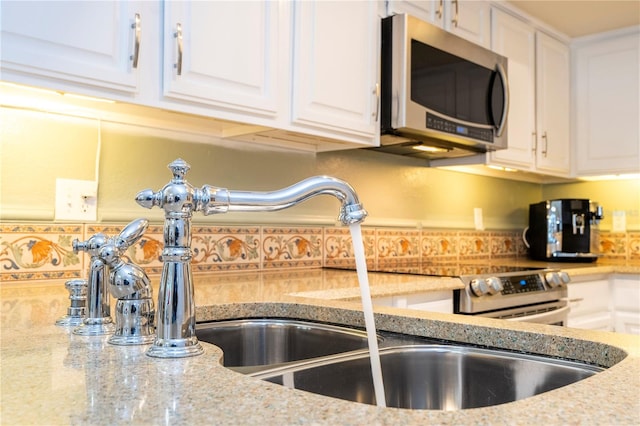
73;317;116;336
55;316;85;327
146;260;201;357
108;296;155;346
109;334;155;346
146;338;204;358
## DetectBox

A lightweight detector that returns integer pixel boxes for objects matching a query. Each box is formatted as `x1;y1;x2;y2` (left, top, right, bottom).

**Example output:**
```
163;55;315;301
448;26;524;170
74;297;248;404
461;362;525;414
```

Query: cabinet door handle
174;23;183;76
541;131;548;157
373;83;380;122
531;131;537;152
130;13;141;68
452;0;459;27
436;0;443;19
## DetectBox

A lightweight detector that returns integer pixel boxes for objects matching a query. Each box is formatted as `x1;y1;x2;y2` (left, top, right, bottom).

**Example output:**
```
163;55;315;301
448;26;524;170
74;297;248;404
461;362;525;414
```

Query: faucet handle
135;189;159;209
114;218;149;252
72;233;109;255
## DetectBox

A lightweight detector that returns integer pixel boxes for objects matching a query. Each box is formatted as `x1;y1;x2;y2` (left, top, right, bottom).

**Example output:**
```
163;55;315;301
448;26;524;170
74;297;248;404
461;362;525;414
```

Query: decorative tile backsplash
0;224;83;281
1;222;638;283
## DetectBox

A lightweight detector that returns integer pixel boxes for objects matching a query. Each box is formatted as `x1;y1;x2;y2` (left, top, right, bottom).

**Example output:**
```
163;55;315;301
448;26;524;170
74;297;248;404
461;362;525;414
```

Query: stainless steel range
335;261;571;326
455;269;570;326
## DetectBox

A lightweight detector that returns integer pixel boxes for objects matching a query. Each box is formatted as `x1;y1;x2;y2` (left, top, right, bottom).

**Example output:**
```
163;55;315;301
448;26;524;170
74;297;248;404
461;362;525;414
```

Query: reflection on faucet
136;158;367;358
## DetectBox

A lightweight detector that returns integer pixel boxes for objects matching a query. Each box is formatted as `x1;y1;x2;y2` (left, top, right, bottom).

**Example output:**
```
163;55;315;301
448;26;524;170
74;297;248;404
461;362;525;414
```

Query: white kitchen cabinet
483;10;570;178
289;0;379;141
487;8;537;169
374;291;453;313
534;32;571;176
386;0;491;48
163;0;379;146
162;1;281;119
573;28;640;176
611;274;640;335
567;277;613;331
1;0;144;95
1;1;378;150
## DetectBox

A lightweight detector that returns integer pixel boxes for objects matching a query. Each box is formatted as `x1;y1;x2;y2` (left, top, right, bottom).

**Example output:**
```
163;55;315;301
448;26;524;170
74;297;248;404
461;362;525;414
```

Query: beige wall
1;106;637;230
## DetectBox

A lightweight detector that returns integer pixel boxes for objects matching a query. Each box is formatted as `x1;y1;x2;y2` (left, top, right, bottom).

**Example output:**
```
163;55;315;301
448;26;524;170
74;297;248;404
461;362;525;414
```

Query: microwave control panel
426;113;494;142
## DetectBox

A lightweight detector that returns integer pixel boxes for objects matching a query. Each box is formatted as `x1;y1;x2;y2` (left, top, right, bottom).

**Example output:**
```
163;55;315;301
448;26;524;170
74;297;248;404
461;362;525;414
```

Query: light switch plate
612;210;626;232
55;179;98;222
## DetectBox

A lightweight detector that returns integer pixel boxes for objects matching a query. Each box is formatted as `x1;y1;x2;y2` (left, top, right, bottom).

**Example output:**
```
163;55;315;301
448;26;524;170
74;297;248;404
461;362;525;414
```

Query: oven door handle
506;305;571;323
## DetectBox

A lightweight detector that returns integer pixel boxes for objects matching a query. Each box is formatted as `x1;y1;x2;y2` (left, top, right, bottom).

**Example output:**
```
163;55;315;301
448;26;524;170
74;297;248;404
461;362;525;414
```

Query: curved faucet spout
201;176;368;225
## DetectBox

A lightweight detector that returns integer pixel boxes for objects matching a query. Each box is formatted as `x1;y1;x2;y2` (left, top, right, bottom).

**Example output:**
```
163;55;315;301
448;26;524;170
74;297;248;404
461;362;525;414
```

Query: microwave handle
494;63;509;137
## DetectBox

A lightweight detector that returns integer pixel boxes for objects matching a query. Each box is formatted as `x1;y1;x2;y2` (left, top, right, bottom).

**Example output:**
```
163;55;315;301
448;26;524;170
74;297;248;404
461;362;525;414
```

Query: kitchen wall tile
627;232;640;260
599;231;628;259
261;227;323;269
191;225;261;272
458;231;491;260
323;226;375;269
0;224;82;281
420;230;458;261
376;228;420;269
489;231;519;259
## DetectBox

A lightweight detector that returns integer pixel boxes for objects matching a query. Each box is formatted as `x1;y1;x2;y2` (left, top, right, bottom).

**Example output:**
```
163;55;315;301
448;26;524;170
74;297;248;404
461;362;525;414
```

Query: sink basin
255;345;604;410
196;319;372;368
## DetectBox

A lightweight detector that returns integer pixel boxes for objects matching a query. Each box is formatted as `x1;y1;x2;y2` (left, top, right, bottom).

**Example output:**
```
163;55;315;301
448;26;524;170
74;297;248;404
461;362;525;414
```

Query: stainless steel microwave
379;14;509;160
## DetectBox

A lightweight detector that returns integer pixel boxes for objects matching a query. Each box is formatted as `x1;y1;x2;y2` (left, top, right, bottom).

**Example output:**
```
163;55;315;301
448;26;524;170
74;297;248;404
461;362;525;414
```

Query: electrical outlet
55;179;98;222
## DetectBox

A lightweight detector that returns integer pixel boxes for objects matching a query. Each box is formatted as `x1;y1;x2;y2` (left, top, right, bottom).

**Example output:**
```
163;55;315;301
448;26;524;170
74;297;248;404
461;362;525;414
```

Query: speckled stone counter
1;267;639;425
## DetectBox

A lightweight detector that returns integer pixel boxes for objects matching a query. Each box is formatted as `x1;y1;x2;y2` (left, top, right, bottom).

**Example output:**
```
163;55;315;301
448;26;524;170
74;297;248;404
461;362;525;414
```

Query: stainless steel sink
255;345;604;410
196;319;372;369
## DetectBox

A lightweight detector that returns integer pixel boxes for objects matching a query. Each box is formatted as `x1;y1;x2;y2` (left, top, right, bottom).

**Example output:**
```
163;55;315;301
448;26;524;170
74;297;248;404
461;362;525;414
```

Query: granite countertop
1;265;639;425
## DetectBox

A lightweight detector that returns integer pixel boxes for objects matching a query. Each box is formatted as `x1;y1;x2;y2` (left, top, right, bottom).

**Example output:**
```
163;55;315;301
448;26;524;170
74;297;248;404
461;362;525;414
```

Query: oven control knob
470;278;489;296
559;271;571;285
545;272;561;288
486;277;504;295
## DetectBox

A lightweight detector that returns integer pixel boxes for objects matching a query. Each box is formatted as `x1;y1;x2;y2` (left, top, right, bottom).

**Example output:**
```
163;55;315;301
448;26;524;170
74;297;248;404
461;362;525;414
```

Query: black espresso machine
525;199;604;262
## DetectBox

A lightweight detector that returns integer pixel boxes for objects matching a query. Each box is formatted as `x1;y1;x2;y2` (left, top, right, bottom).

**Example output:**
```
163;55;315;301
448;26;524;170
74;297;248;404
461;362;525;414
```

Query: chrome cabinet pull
130;13;141;68
436;0;443;19
174;23;183;76
541;131;548;157
452;0;459;27
373;83;380;122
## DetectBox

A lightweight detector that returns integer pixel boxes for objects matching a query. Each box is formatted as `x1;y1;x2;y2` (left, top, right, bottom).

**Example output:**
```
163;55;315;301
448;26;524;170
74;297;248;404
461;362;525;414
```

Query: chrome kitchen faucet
72;219;155;344
136;158;367;358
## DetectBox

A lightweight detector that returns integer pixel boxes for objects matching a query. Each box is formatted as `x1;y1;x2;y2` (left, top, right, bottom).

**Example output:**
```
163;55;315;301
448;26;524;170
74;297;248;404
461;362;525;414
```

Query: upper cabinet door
163;1;281;118
386;0;442;24
574;30;640;175
386;1;490;48
291;1;379;140
1;0;141;94
535;32;571;175
489;8;536;169
443;0;491;48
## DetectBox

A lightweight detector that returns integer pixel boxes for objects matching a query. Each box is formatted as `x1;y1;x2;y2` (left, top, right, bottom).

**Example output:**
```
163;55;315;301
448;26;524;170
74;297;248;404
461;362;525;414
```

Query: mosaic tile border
0;223;636;283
